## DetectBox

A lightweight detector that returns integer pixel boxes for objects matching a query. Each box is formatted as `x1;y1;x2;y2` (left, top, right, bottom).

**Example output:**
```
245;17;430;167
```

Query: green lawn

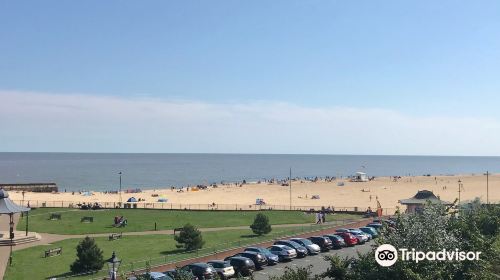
5;225;336;280
17;208;359;234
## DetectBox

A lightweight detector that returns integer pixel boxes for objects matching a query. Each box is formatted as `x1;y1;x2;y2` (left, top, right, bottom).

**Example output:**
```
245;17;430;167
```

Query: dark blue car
244;247;279;265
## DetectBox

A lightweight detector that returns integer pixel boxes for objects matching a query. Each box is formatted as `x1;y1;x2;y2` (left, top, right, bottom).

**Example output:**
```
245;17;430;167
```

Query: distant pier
0;183;58;193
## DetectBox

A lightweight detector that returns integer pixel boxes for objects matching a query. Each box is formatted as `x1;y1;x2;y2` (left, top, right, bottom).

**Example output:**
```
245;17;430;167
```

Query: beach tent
157;198;168;202
127;197;137;203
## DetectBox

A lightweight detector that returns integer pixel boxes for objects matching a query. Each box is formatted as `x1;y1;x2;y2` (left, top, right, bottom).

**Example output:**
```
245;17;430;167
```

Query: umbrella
127;197;137;202
157;198;168;202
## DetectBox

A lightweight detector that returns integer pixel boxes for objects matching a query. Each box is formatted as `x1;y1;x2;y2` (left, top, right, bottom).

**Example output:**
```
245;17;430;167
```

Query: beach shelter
352;172;369;182
157;198;168;202
126;197;137;203
0;189;31;266
399;190;452;213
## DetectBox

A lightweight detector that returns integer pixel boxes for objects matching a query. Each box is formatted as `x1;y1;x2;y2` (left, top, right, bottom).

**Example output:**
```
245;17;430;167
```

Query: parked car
350;228;372;240
181;263;217;279
128;272;171;280
308;236;333;251
373;218;396;227
207;260;235;279
323;234;346;249
347;230;369;244
335;228;349;233
224;256;255;277
164;269;197;280
232;251;267;270
267;245;297;261
336;232;358;246
274;240;308;257
244;247;279;265
359;226;379;238
366;222;383;230
290;238;321;255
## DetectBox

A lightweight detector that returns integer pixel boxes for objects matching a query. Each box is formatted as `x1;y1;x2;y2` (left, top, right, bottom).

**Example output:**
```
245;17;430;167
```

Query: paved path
12;220;350;251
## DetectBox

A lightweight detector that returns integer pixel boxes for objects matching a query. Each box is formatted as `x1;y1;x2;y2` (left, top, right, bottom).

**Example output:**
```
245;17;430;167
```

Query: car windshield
298;239;313;245
288;240;302;247
209;262;223;268
261;248;272;254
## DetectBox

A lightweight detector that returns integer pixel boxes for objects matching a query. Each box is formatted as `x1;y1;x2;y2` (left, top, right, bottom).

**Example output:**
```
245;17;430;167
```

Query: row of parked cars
130;220;391;280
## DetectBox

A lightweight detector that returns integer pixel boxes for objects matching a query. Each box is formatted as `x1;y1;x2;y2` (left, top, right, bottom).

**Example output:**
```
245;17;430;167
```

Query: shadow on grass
160;248;186;255
47;271;81;279
240;234;260;238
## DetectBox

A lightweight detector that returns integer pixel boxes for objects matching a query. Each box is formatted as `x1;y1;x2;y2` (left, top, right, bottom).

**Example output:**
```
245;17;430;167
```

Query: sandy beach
7;174;500;213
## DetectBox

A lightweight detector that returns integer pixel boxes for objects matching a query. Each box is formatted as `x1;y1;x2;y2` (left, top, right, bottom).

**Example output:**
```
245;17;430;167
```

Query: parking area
252;240;375;279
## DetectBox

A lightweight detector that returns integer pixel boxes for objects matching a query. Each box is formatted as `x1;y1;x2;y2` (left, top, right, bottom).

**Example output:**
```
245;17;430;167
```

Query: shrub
70;236;104;274
250;213;272;236
174;223;205;251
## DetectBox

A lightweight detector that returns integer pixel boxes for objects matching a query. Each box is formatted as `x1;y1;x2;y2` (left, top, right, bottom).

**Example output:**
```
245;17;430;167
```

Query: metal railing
14;200;396;215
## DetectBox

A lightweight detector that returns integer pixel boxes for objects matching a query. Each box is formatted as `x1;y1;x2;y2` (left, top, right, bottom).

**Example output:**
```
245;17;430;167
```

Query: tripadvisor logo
375;244;482;267
375;244;398;267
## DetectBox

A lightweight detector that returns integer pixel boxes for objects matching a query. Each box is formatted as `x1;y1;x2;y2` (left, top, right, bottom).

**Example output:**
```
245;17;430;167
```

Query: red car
336;232;358;246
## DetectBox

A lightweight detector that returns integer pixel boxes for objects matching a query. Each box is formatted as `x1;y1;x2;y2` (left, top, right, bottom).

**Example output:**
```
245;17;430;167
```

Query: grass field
5;225;337;280
16;208;359;234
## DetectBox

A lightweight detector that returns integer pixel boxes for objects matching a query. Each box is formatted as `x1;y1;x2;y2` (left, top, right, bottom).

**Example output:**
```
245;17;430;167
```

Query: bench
109;233;123;241
81;216;94;223
44;247;62;257
49;213;61;220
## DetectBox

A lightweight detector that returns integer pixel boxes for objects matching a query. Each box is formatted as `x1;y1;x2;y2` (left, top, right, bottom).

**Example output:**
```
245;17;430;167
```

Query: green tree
269;266;321;280
174;223;205;251
250;213;272;236
70;236;104;274
321;202;500;280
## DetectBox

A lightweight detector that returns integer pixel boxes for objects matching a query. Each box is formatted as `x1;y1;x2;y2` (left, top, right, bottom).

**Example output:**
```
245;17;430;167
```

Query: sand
7;175;500;213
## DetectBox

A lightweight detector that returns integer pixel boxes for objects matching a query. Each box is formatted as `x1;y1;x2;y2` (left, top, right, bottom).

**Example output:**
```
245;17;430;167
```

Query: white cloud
1;90;500;155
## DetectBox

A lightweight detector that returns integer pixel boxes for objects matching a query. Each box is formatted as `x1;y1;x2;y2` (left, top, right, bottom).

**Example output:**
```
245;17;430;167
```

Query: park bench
81;216;94;223
49;213;61;220
44;247;62;257
109;233;123;241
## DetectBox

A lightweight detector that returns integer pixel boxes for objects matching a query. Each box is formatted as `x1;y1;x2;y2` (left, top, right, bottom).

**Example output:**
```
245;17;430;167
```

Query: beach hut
126;197;137;203
399;190;452;214
351;172;369;182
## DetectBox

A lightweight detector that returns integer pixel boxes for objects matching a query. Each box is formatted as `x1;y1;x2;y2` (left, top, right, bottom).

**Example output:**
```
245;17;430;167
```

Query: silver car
290;238;321;255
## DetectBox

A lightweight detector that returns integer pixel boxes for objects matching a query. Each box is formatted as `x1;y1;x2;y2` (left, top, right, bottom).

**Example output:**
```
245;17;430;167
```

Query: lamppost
486;171;489;205
106;251;121;280
289;167;292;211
119;172;122;208
458;179;463;214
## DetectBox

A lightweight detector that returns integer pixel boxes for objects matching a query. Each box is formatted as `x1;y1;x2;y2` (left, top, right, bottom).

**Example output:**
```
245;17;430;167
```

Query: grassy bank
5;225;338;280
17;208;359;234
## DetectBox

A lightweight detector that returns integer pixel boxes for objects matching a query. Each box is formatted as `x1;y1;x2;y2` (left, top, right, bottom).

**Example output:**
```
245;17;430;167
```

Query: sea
0;153;499;192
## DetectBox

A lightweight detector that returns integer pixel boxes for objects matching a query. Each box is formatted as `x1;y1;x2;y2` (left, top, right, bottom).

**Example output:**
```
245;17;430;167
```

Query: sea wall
0;183;58;193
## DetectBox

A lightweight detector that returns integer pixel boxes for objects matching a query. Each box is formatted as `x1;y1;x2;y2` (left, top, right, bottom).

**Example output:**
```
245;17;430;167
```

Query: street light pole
458;179;462;214
289;167;292;211
119;172;122;207
486;171;489;205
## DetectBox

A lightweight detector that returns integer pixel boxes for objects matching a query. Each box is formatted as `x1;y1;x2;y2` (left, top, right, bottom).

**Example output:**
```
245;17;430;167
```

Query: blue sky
2;1;500;154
